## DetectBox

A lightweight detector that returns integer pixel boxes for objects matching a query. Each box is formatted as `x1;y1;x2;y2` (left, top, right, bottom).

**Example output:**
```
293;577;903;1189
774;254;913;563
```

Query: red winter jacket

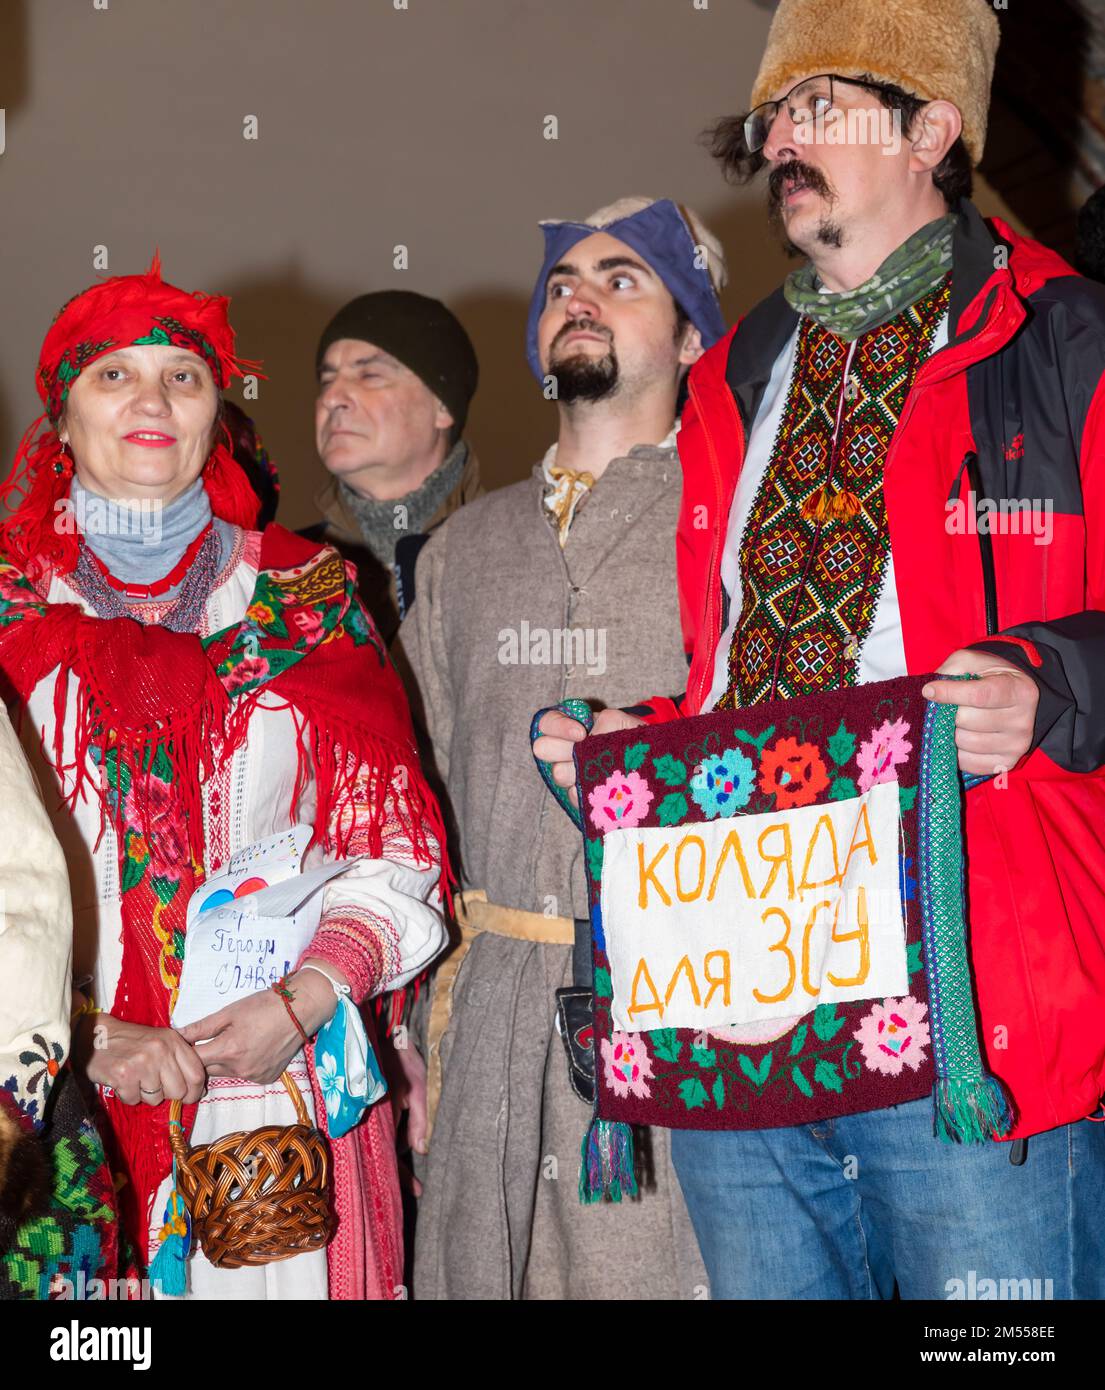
637;202;1105;1140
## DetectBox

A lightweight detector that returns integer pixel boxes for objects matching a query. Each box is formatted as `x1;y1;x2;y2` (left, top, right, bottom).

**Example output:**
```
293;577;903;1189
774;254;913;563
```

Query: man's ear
433;398;456;434
908;99;963;175
678;324;705;369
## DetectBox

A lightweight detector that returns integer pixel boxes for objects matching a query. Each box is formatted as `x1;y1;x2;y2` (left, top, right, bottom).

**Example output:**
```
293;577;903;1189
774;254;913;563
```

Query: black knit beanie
315;290;479;433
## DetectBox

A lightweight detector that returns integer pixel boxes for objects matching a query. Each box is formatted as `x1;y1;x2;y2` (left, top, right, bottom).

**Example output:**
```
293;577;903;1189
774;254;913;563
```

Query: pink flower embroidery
856;718;912;792
853;996;931;1076
601;1032;654;1099
222;653;271;694
587;770;653;831
292;607;324;643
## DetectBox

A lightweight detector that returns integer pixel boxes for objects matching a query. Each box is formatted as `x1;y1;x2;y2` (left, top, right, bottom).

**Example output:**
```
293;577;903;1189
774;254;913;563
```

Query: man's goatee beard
551;351;620;404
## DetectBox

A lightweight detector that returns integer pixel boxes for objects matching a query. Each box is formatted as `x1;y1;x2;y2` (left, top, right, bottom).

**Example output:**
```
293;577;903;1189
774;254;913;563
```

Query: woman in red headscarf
0;258;449;1300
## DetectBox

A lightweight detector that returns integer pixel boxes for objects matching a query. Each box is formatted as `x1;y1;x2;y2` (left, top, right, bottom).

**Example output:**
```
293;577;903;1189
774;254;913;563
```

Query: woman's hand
78;1013;207;1106
177;967;341;1086
532;707;644;811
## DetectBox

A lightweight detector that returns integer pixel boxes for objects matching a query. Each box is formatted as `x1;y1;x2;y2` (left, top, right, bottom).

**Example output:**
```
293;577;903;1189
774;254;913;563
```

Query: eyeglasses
743;74;899;154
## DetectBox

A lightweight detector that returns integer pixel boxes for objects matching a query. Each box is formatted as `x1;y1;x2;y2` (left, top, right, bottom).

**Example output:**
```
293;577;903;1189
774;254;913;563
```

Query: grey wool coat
398;441;707;1301
399;443;692;922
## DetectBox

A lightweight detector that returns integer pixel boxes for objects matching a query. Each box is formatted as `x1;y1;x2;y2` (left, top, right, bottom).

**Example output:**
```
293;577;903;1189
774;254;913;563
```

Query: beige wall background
0;0;1022;525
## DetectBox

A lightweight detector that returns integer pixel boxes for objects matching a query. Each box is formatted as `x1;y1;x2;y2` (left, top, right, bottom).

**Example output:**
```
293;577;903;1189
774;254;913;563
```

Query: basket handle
168;1069;311;1157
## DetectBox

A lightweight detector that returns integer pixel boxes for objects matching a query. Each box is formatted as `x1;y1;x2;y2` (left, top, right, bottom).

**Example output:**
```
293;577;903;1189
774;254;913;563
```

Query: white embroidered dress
18;528;446;1299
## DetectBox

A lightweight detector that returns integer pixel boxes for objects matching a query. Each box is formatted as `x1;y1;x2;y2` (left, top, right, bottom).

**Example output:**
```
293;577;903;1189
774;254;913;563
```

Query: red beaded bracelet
272;975;310;1045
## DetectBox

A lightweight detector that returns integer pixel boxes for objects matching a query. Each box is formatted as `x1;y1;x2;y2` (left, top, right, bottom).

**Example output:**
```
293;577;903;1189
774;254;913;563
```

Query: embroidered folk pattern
717;277;951;709
0;1072;130;1301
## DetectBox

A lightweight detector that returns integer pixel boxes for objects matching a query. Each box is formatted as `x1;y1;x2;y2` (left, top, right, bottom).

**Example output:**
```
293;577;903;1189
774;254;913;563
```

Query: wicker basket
169;1071;334;1269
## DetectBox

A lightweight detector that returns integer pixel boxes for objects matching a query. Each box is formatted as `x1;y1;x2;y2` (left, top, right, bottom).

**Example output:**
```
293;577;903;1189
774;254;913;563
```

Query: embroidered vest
717;277;952;709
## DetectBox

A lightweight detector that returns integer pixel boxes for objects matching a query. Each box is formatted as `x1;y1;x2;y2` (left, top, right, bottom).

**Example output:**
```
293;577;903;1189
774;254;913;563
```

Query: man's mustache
767;159;835;217
551;318;614;353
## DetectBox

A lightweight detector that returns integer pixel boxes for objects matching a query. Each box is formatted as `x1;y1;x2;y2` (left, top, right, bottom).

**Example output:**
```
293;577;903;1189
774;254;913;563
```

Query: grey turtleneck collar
340;439;467;568
69;474;212;584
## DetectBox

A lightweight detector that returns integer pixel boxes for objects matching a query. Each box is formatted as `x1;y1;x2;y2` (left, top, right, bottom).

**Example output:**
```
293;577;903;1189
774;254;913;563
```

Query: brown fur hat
750;0;1001;165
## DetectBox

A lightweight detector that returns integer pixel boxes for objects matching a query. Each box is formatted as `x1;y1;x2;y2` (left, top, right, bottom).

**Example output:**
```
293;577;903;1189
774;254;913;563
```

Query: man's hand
922;649;1040;776
80;1015;207;1107
389;1037;429;1159
532;707;646;811
381;1035;429;1197
178;966;340;1086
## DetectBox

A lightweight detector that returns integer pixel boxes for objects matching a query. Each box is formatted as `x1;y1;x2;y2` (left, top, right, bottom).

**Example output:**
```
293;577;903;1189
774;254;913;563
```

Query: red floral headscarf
0;254;262;577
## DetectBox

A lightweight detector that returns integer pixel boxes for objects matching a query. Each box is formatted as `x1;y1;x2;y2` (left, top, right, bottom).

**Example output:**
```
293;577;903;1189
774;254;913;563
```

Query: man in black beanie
306;289;482;643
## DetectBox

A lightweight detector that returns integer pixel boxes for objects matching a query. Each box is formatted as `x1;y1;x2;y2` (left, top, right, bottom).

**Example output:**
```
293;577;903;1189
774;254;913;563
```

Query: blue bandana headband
525;198;727;383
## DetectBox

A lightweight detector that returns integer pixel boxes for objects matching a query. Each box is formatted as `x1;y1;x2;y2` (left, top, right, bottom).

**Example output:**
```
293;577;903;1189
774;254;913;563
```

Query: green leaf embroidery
657;792;689;827
120;853;147;895
679;1077;709;1110
652;753;688;787
651;1029;682;1063
151;875;179;906
148;744;173;784
829;776;859;801
132;326;173;346
812;1004;846;1042
104;750;131;797
788;1022;808;1056
585;837;604;882
791;1064;813;1098
738;1051;773;1087
899;784;918;812
712;1073;726;1109
827;719;857;767
623;741;649;771
906;940;923;979
593;966;613;1000
814;1059;843;1093
734;723;776;755
691;1043;717;1069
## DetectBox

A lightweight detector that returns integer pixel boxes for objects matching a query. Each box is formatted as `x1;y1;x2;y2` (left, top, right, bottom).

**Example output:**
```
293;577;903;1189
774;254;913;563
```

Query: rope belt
424;890;575;1136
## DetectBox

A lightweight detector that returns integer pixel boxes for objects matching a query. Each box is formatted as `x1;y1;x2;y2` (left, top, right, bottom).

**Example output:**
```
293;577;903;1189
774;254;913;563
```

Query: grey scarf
341;439;468;568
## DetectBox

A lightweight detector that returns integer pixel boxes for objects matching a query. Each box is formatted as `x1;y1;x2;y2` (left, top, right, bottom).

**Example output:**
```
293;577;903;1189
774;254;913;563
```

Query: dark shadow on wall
451;290;550;492
217;266;345;530
0;1;29;112
982;1;1091;255
0;0;29;481
702;187;793;327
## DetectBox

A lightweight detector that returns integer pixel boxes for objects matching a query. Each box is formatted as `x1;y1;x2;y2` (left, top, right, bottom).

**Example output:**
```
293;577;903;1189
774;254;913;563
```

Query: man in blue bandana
399;197;725;1300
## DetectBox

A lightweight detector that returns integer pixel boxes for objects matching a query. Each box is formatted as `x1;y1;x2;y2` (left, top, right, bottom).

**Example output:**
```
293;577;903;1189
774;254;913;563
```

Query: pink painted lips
123;430;176;448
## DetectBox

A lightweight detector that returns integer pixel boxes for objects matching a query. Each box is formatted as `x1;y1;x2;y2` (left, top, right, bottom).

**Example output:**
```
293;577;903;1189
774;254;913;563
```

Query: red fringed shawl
0;524;451;1250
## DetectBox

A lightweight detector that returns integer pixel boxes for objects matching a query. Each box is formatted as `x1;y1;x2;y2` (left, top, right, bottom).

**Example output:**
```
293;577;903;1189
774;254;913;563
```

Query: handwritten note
600;781;907;1032
172;846;359;1029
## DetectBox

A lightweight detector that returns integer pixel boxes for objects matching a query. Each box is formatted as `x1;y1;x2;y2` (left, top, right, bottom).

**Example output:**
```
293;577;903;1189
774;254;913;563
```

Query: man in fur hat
536;0;1105;1298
